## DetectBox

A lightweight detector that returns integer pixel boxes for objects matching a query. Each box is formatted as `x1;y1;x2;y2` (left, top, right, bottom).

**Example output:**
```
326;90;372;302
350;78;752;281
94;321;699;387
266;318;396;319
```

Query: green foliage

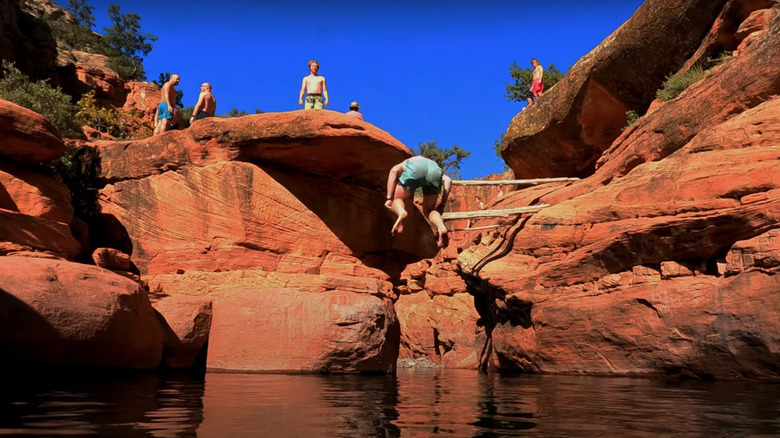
414;140;470;179
492;133;511;171
505;62;565;102
47;144;102;222
180;106;194;124
621;110;640;132
43;1;103;53
656;65;706;102
76;90;128;137
0;60;82;138
706;51;733;69
102;4;157;80
221;108;263;117
152;72;184;108
66;0;95;28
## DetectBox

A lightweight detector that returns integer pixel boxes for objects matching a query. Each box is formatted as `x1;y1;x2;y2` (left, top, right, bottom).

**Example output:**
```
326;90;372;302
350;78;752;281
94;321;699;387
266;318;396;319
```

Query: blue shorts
157;102;173;120
399;156;443;195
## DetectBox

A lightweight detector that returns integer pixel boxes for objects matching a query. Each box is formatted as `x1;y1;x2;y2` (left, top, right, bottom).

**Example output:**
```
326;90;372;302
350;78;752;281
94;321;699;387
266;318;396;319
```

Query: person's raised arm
298;78;306;106
322;78;329;107
191;92;205;121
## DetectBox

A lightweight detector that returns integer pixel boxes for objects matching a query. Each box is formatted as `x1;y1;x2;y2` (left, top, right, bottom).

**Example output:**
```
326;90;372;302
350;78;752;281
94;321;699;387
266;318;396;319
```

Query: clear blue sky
60;0;643;179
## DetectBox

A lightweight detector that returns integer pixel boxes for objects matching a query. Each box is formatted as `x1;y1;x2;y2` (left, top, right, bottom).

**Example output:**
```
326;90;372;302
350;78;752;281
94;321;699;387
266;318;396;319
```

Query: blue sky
62;0;643;179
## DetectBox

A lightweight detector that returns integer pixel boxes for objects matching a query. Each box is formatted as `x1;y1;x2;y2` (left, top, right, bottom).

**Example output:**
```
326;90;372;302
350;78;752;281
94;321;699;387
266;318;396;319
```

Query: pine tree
102;4;157;80
414;140;470;179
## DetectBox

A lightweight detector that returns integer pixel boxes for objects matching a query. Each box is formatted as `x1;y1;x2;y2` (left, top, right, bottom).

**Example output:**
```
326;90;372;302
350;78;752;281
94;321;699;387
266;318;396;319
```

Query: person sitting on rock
154;73;180;136
530;58;544;99
345;101;363;120
298;59;328;109
190;82;217;123
385;156;452;248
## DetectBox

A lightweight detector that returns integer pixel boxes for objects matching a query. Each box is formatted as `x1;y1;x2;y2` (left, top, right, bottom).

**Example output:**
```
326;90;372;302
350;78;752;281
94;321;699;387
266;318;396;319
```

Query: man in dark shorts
190;82;217;122
385;156;452;248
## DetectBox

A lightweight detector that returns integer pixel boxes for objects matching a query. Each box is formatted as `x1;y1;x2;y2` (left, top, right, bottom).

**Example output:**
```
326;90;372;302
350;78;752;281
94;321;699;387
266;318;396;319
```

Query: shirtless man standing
298;59;328;109
530;58;544;99
154;73;180;135
190;82;217;122
385;156;453;248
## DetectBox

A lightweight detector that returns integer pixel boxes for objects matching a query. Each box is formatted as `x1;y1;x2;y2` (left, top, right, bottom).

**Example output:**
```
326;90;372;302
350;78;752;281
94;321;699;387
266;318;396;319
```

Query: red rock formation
460;58;780;380
152;294;212;369
0;98;65;162
502;0;728;179
207;289;398;373
0;160;73;223
0;257;164;369
91;110;438;373
0;0;60;83
548;14;780;204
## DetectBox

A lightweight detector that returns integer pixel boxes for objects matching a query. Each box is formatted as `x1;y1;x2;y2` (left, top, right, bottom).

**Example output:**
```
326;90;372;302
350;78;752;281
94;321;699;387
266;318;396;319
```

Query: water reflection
2;369;780;437
0;372;204;437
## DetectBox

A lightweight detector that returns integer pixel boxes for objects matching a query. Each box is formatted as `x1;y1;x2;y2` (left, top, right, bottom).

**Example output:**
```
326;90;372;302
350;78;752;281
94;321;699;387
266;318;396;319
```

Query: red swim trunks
531;80;544;95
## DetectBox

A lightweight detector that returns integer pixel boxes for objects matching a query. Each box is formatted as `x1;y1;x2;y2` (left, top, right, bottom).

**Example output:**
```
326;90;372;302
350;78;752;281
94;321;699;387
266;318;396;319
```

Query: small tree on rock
414;140;470;179
102;4;157;80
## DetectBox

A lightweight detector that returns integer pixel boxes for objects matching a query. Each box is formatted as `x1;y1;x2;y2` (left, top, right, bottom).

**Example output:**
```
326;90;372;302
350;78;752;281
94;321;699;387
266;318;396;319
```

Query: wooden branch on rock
442;204;549;220
451;177;579;186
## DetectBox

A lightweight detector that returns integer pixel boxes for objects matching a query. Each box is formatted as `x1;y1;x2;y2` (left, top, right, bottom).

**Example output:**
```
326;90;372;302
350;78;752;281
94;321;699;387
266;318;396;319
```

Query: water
2;369;780;437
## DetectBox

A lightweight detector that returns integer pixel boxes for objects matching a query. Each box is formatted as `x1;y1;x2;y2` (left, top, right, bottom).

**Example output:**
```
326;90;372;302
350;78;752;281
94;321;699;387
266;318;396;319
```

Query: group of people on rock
153;74;217;136
153;59;364;136
151;61;496;250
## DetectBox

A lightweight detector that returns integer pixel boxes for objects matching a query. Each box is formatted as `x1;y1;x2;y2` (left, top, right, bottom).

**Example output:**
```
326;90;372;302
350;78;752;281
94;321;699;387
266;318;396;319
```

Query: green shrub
621;110;640;131
0;60;83;138
45;19;106;53
706;51;733;69
656;66;706;102
76;90;127;137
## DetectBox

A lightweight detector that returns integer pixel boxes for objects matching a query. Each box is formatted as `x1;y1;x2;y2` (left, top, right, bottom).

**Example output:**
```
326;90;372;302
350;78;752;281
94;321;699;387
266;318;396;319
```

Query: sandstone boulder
206;288;399;373
502;0;728;179
0;160;73;223
93;110;412;188
396;292;484;369
0;209;80;258
0;257;163;369
152;294;213;369
0;98;65;162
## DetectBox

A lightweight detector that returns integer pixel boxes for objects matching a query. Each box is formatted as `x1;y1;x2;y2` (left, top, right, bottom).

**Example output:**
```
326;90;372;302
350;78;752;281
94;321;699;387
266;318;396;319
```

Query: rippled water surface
2;369;780;437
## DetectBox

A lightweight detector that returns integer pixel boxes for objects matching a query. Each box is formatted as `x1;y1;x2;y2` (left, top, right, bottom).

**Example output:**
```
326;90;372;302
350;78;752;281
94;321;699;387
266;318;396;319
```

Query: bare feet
391;210;407;235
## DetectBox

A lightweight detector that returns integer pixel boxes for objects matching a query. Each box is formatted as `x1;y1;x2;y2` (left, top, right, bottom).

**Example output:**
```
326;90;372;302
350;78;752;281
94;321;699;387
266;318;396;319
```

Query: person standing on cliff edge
385;156;452;248
530;58;544;100
298;59;328;109
154;73;180;135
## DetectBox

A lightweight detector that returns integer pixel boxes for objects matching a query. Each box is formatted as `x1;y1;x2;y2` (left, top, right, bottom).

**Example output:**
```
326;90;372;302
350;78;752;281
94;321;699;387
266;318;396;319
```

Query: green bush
0;60;82;138
45;19;106;53
621;110;640;131
656;66;706;102
76;90;128;137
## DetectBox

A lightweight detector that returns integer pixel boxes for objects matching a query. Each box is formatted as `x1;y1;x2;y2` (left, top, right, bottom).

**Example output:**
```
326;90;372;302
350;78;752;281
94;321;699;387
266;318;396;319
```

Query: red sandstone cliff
457;0;780;379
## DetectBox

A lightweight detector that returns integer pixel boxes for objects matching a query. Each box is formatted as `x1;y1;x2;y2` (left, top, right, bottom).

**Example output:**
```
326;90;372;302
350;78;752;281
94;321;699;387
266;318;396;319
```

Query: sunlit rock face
92;110;439;373
502;0;729;179
463;3;780;379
